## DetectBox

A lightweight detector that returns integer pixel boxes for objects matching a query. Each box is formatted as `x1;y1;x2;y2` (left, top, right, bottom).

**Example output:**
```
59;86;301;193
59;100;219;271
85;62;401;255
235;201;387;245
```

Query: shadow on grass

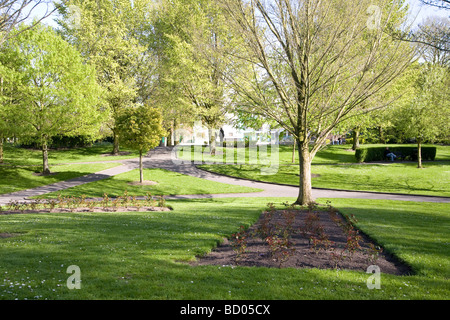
1;197;449;299
325;202;450;278
0;166;112;195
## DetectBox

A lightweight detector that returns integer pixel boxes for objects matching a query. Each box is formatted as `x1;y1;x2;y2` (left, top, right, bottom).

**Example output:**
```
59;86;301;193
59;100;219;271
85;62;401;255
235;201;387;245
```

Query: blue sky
405;0;449;26
30;0;449;29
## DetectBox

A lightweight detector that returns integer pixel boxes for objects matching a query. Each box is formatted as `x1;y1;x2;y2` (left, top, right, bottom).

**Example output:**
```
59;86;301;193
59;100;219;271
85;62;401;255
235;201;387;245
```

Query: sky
29;0;450;30
405;0;449;27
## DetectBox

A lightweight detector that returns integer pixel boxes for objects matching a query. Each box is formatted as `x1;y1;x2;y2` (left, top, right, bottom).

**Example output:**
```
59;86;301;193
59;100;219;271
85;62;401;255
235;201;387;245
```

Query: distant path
0;146;449;205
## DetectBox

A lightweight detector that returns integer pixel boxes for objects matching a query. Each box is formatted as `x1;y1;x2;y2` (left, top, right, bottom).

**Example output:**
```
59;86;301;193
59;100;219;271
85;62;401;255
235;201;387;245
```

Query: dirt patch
128;180;158;186
192;207;411;275
0;232;22;238
32;172;59;176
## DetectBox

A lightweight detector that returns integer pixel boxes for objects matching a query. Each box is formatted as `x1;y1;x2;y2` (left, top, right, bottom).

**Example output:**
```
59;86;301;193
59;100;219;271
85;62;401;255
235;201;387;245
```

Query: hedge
355;146;436;162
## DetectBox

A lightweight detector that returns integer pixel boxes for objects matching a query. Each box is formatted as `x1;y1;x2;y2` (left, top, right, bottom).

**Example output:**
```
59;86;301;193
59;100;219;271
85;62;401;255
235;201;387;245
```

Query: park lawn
0;162;122;195
177;144;450;165
0;197;448;300
177;144;358;165
1;143;140;167
34;168;263;199
199;160;450;197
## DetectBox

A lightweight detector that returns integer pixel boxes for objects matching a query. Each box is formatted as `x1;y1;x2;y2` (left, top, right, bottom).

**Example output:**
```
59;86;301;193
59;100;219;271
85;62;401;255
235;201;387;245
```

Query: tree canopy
0;22;105;173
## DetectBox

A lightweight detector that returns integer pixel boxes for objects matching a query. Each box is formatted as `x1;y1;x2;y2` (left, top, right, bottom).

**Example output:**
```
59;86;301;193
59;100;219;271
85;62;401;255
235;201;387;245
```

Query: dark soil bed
192;207;412;275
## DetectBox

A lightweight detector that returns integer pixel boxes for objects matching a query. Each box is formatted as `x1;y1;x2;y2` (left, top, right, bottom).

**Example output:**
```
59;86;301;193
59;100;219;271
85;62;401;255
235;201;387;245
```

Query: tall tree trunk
169;120;175;147
209;126;216;156
42;139;51;175
292;138;296;163
417;139;423;169
378;126;386;144
295;141;314;205
139;150;144;183
112;129;120;155
352;127;360;150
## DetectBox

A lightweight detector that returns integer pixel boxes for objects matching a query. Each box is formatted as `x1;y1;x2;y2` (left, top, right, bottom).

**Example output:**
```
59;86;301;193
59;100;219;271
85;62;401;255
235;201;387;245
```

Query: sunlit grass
35;168;263;199
0;163;121;195
1;142;140;167
199;161;450;197
0;197;448;300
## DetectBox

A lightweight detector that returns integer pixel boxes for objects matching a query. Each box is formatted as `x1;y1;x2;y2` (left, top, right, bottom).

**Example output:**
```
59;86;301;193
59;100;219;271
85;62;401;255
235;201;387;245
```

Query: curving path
0;146;449;205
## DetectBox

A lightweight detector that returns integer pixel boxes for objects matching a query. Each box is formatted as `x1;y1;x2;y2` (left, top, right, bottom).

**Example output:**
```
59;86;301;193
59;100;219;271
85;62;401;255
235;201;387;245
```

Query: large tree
0;23;105;174
0;50;24;162
156;0;246;155
56;0;147;155
220;0;415;205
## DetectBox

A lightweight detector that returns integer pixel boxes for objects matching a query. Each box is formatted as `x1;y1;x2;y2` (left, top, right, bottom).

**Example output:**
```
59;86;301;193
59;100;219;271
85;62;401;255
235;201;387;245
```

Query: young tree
220;0;415;205
117;104;165;183
395;63;450;168
1;23;105;174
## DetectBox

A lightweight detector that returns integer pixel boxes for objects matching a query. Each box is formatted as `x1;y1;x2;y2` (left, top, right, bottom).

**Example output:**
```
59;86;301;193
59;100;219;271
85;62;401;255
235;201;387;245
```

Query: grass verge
0;197;448;300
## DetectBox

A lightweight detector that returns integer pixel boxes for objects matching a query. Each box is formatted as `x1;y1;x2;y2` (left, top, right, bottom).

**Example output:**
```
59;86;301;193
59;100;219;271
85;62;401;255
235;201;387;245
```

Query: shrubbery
355;146;436;162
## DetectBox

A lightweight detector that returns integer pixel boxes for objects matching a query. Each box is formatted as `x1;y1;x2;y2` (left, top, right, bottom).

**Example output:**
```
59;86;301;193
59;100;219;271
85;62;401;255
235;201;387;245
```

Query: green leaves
0;23;106;171
395;64;450;143
116;104;166;153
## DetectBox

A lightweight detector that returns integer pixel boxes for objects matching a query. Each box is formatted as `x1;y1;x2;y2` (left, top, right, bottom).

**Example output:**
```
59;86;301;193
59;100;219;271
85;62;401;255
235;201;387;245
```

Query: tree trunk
112;129;120;155
42;140;51;175
295;141;314;205
169;121;174;147
417;139;423;169
292;138;296;163
352;127;360;150
378;126;386;144
209;126;216;156
139;150;144;183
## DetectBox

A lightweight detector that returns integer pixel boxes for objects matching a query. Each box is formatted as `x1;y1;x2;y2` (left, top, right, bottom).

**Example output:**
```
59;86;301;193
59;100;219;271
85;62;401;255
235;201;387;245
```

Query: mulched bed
192;206;412;275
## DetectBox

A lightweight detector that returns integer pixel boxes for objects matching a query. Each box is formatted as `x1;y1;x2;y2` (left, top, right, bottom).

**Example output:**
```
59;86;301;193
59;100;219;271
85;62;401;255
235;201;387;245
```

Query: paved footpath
1;146;449;205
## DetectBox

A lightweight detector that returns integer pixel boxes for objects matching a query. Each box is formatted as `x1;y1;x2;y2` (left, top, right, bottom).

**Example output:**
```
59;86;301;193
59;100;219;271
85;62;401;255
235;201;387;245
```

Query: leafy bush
355;146;436;162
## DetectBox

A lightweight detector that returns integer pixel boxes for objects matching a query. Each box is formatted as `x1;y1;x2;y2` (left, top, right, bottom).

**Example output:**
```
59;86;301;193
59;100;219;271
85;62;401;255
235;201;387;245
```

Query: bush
355;146;436;162
19;135;94;149
221;140;250;148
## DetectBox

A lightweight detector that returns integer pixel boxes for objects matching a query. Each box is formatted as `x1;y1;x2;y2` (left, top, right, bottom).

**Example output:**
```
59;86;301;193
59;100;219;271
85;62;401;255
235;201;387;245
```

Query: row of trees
0;0;449;203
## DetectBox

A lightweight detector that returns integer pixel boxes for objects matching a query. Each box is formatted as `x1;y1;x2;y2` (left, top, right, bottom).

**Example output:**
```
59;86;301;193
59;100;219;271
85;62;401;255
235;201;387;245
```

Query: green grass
1;142;140;166
0;197;448;300
34;168;263;199
0;142;141;195
0;162;121;195
177;144;358;165
199;161;450;197
323;198;450;279
177;144;450;165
